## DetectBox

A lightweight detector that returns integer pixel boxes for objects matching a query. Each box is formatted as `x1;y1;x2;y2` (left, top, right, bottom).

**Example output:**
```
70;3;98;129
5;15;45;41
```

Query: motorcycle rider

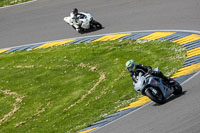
126;59;173;85
68;8;87;31
70;8;87;19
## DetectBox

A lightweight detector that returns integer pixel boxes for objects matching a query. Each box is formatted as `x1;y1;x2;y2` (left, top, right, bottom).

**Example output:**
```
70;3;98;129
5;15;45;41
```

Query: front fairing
143;76;173;98
77;12;93;29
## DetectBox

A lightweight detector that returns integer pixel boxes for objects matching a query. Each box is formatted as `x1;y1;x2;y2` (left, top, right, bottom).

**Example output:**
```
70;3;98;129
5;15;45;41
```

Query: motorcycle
134;67;182;104
64;12;102;33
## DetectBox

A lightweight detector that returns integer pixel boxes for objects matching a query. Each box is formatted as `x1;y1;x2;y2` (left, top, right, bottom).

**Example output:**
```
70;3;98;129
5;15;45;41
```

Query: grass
0;0;31;7
0;40;186;133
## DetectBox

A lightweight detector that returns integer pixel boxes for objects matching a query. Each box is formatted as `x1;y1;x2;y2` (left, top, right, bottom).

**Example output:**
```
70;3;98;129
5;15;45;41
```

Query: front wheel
91;20;102;29
145;88;166;104
172;80;182;95
78;28;84;34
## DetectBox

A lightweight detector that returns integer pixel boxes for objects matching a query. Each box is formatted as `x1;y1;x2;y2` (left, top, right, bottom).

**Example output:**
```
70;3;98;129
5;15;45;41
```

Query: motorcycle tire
78;28;84;34
91;20;102;29
172;80;182;95
145;88;166;104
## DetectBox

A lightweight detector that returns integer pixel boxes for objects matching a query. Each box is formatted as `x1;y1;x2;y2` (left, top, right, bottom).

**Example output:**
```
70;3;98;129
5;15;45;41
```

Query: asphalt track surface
0;0;200;133
93;72;200;133
0;0;200;49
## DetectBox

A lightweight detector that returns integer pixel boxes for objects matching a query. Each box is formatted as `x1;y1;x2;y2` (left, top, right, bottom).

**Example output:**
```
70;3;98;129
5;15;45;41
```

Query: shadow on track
153;91;187;106
79;27;105;34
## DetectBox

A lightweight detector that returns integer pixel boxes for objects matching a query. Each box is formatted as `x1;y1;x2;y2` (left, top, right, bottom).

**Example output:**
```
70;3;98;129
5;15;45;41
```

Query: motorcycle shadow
80;27;104;34
153;91;187;106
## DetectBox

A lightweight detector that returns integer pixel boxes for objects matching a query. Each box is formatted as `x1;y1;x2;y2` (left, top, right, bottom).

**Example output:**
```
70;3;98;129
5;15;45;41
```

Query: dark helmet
72;8;78;15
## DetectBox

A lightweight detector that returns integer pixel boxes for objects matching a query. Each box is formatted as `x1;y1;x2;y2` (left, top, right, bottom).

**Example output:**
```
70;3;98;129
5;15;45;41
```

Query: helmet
72;8;78;16
126;59;136;72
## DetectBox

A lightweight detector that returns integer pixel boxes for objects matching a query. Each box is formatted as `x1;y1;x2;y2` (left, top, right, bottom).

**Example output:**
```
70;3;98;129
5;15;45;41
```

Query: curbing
0;30;200;133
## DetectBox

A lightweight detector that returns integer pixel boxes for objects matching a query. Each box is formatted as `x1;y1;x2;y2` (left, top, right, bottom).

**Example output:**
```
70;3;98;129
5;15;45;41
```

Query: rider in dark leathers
126;59;172;84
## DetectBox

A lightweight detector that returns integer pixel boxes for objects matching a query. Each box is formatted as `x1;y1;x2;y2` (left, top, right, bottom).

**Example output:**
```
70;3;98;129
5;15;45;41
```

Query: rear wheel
145;88;166;104
172;80;182;95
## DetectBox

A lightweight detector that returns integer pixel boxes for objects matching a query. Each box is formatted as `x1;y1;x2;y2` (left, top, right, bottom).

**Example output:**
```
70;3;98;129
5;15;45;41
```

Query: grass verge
0;40;186;133
0;0;31;7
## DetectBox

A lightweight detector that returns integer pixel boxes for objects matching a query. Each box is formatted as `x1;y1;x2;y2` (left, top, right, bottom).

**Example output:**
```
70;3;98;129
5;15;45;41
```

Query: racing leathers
68;12;87;30
130;64;171;84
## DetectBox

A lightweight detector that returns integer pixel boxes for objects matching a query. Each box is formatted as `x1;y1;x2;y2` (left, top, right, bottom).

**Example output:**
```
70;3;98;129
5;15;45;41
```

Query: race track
0;0;200;133
0;0;200;49
93;72;200;133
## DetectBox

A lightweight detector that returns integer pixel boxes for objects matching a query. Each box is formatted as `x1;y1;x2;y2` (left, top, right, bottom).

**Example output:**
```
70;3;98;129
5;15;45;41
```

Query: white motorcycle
134;67;182;104
64;12;102;33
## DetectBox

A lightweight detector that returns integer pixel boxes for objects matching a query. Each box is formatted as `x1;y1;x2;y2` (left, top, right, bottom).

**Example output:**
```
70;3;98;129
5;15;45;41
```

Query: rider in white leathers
64;8;87;31
64;8;102;33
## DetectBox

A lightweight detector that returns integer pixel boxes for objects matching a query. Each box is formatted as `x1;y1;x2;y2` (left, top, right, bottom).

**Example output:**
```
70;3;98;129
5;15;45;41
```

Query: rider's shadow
153;91;187;106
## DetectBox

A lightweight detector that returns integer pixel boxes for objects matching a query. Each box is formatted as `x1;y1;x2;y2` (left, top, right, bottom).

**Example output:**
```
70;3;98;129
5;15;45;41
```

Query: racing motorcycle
134;67;182;104
64;12;102;33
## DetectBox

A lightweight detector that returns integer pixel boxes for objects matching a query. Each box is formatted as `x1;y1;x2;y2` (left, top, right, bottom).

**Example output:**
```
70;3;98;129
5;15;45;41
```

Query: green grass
0;0;31;7
0;93;16;119
0;40;186;133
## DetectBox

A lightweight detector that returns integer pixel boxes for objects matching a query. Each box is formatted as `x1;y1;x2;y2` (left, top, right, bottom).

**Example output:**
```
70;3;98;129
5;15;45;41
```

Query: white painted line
90;102;153;133
180;70;200;85
0;0;37;9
